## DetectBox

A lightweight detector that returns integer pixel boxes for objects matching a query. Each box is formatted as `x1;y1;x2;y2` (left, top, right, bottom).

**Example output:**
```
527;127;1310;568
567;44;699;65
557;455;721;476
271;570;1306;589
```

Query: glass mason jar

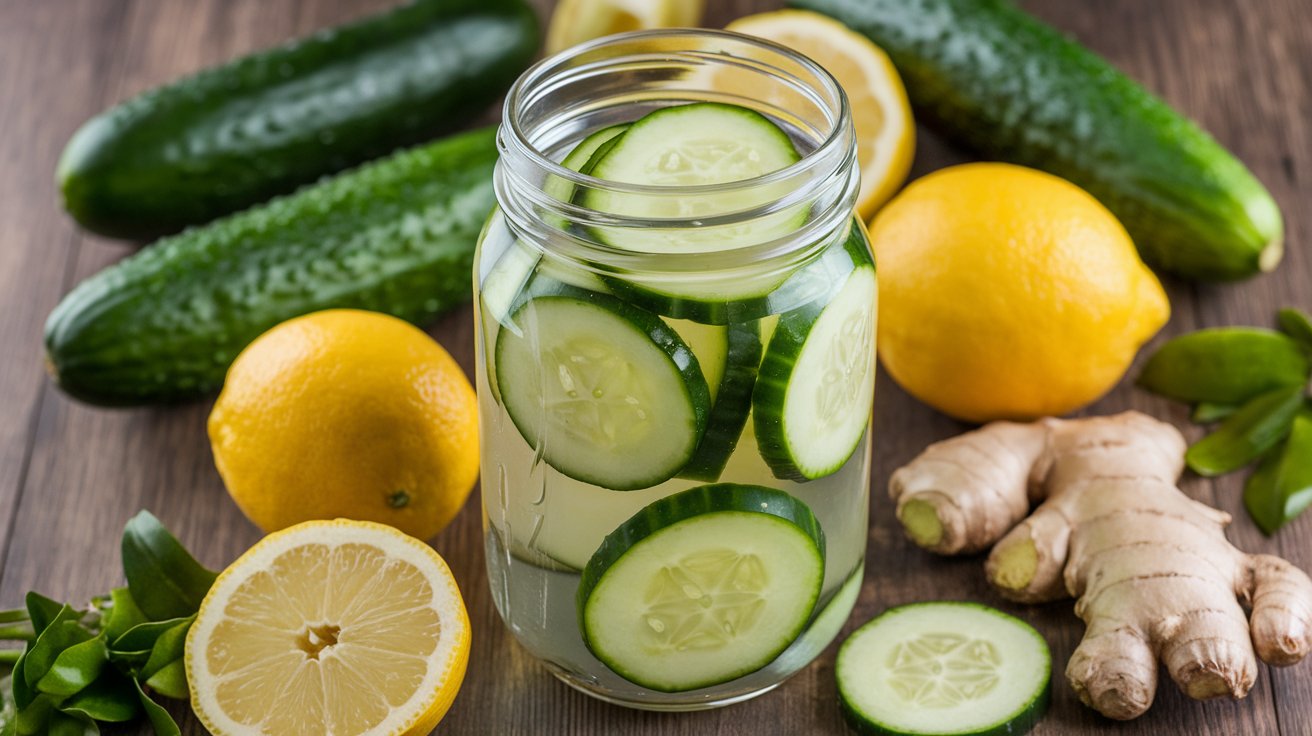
474;30;875;711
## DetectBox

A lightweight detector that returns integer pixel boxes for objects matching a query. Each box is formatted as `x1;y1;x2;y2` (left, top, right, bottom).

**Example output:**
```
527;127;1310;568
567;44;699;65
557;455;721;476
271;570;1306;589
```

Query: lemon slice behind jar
186;520;470;736
726;10;916;219
546;0;705;54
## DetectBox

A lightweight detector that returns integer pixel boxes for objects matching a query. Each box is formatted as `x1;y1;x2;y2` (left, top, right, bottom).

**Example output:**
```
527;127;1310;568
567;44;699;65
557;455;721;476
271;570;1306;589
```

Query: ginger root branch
890;411;1312;720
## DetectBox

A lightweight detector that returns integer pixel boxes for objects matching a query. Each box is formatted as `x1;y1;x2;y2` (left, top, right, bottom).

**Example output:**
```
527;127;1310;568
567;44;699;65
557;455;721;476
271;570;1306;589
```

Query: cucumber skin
578;483;825;690
753;224;873;482
57;0;537;239
45;126;499;406
837;602;1051;736
679;322;764;482
793;0;1283;281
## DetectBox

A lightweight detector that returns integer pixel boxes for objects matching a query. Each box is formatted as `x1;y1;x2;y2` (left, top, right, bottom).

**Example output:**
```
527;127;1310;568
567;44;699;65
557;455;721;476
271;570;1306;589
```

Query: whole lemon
869;163;1169;423
208;310;479;539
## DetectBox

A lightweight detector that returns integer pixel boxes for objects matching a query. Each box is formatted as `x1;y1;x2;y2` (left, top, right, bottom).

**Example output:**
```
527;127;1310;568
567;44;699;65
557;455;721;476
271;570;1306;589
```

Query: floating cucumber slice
579;483;824;692
496;285;710;491
754;250;877;481
545;124;630;210
581;103;810;319
837;602;1051;736
678;320;763;481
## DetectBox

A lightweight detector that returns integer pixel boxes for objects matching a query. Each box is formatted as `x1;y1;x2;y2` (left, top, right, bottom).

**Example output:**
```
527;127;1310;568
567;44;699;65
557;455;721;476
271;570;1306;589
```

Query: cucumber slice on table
495;285;711;491
578;484;825;692
837;602;1051;736
754;251;877;481
674;320;764;481
581;103;811;321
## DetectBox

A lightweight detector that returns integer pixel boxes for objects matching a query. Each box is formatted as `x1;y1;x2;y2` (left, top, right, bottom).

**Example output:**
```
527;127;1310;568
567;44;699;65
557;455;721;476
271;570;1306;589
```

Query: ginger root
891;411;1312;720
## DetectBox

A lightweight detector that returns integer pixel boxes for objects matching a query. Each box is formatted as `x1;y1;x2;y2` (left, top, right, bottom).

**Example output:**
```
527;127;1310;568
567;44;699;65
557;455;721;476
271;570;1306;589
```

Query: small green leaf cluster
1138;308;1312;534
0;512;216;735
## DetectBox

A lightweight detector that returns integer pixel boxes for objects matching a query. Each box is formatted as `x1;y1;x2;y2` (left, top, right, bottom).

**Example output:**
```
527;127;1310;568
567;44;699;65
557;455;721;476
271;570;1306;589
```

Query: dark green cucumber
58;0;537;239
45;126;499;406
794;0;1284;281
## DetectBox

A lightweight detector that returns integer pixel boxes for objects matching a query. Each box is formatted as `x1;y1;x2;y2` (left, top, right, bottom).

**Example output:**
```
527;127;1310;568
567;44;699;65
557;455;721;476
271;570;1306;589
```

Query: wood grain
0;0;1307;734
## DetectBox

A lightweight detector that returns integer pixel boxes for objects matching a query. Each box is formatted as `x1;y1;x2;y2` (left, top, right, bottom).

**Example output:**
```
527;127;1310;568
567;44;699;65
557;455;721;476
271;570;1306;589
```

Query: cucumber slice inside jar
580;103;811;321
676;320;763;481
753;251;877;481
544;123;630;207
837;602;1051;736
495;285;711;491
578;483;825;692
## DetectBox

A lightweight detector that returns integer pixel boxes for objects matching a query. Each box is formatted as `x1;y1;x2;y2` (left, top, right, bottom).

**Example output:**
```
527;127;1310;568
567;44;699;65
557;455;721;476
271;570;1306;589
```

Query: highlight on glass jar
473;29;876;711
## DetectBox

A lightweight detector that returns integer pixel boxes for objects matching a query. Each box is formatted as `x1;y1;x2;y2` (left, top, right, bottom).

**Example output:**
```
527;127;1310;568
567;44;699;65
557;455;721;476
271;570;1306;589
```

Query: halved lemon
726;10;916;219
546;0;705;54
186;520;471;736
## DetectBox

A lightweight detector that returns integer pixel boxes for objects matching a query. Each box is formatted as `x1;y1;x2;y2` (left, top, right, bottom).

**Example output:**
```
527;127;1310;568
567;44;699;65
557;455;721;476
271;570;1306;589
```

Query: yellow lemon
726;10;915;219
869;163;1170;423
186;519;471;735
208;309;479;540
546;0;704;54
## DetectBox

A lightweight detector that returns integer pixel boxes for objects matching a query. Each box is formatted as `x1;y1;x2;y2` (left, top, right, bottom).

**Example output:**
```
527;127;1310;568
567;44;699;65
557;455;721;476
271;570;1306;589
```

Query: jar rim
501;28;852;197
493;28;859;272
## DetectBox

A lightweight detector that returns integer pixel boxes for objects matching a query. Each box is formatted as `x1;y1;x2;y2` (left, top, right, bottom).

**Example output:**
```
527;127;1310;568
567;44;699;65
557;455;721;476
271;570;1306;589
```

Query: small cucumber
837;602;1051;736
579;484;825;692
58;0;538;238
46;127;499;406
795;0;1284;281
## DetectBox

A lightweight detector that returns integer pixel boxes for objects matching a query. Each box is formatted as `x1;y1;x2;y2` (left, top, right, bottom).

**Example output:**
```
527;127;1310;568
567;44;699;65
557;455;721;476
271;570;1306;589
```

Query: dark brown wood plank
0;0;1308;735
0;0;131;564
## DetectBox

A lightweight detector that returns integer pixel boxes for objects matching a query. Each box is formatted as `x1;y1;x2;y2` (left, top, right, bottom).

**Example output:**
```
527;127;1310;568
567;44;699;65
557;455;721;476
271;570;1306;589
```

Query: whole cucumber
793;0;1284;281
46;126;497;406
58;0;536;239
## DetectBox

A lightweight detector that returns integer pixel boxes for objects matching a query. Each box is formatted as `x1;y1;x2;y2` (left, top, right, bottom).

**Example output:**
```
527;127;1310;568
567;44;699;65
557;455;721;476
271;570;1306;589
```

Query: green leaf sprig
0;512;216;735
1138;308;1312;535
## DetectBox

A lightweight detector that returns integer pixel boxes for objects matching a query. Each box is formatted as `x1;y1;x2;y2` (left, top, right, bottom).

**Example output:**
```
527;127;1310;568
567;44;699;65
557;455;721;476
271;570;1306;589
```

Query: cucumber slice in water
837;602;1051;736
581;103;810;318
754;253;877;481
678;320;763;481
579;483;825;692
496;285;710;491
545;123;630;206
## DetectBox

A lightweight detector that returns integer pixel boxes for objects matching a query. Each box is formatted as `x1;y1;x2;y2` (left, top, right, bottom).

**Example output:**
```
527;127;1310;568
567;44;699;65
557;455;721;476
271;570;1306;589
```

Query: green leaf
140;618;191;682
109;617;191;657
1192;402;1238;423
1138;328;1309;405
132;679;180;736
1246;442;1286;536
59;673;140;723
144;660;188;701
1277;308;1312;355
45;710;97;736
1187;385;1306;476
11;648;32;710
99;589;146;645
35;636;106;697
23;607;90;689
15;693;54;735
24;594;63;637
121;512;217;621
1244;410;1312;535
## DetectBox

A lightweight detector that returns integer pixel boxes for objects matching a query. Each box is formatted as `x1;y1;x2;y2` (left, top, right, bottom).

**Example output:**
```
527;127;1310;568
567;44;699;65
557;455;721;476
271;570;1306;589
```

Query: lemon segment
725;10;915;219
186;520;471;736
546;0;705;54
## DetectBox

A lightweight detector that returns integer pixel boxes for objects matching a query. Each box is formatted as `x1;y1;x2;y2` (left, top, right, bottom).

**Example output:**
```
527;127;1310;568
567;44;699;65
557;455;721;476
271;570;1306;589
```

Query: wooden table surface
1;0;1309;733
